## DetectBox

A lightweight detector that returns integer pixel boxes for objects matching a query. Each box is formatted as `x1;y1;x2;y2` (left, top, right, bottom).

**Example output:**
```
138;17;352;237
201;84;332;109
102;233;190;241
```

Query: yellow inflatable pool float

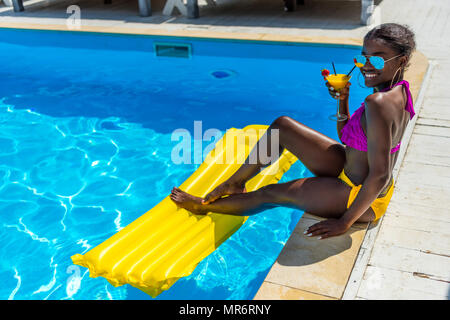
71;124;298;298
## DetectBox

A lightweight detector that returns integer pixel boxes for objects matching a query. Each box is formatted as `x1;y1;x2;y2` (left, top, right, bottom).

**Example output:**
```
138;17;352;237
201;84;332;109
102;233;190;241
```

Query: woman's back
342;80;415;188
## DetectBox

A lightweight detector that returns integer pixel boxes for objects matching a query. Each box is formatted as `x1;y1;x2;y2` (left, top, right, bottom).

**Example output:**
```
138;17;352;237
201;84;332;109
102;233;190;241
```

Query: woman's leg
202;116;347;204
170;176;375;223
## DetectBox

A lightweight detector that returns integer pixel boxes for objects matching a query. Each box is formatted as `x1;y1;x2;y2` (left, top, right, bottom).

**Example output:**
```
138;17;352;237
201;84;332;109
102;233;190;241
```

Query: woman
170;23;417;240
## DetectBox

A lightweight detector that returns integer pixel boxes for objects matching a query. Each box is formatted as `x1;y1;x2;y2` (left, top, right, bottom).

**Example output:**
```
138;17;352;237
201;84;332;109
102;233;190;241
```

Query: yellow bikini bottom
338;169;395;221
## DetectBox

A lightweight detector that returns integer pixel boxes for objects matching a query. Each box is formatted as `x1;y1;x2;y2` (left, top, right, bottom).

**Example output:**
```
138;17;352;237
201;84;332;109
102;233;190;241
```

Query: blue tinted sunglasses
354;54;403;70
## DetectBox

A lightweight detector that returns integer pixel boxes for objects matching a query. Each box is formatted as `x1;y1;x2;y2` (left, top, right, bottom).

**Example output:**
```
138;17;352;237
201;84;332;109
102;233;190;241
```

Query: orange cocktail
326;74;351;90
322;70;351;121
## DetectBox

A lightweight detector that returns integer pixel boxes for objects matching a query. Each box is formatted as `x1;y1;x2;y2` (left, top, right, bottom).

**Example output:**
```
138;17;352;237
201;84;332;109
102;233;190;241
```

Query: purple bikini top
340;80;415;153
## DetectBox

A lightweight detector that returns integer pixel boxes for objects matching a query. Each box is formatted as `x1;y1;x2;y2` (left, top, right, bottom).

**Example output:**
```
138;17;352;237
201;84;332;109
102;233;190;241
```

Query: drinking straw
346;65;356;77
332;62;337;75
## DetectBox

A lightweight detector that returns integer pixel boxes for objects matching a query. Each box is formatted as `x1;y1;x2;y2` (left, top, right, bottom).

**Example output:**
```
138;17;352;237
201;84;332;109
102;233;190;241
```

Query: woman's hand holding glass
325;79;351;121
325;81;351;101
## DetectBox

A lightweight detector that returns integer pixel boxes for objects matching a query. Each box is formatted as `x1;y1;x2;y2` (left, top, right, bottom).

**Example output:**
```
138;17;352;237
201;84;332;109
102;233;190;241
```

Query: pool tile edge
0;21;363;47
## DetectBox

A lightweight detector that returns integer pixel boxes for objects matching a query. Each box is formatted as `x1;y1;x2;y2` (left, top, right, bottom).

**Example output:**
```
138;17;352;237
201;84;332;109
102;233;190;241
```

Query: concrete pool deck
1;0;448;300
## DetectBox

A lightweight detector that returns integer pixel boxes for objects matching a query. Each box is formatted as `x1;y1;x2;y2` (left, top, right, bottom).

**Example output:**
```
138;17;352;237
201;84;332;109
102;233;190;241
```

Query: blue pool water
0;28;370;300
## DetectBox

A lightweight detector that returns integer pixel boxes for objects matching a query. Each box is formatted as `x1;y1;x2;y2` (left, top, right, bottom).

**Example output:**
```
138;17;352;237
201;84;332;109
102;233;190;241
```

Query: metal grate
154;42;191;58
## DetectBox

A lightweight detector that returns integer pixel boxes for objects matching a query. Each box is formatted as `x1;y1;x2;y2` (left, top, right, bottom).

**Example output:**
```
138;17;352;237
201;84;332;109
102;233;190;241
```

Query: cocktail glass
326;74;351;121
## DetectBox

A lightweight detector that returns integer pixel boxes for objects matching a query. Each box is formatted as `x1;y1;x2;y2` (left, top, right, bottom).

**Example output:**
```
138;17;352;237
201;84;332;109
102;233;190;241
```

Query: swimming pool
0;28;370;300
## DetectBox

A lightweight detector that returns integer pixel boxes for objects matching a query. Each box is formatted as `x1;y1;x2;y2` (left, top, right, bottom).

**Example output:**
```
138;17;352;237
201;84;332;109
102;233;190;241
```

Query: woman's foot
202;181;247;204
170;187;209;215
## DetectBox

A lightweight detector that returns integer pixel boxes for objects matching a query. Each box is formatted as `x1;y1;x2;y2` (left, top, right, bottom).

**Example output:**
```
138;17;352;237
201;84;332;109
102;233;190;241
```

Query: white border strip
342;59;435;300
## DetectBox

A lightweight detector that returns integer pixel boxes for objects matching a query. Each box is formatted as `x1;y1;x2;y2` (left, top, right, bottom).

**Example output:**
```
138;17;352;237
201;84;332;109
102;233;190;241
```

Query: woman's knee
271;116;293;129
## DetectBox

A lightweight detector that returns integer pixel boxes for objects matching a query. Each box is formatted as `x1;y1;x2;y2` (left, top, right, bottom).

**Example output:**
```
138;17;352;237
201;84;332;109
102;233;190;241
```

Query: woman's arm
339;94;392;227
337;98;350;141
329;82;351;142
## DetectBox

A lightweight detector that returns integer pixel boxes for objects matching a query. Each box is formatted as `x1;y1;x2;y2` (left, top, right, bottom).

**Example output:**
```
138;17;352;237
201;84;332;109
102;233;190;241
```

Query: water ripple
8;268;21;300
33;257;57;296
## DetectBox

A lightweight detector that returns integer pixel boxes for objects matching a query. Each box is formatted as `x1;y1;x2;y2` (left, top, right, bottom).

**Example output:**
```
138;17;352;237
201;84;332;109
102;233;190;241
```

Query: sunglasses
354;54;403;70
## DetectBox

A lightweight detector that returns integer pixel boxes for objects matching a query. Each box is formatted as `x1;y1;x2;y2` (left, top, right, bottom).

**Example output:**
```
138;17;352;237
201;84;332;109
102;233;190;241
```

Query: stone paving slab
255;216;366;299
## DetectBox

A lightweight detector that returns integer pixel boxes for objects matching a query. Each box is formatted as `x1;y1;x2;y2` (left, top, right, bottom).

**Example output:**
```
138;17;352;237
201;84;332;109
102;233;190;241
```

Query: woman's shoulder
363;91;398;122
365;86;405;113
364;91;390;110
364;91;383;104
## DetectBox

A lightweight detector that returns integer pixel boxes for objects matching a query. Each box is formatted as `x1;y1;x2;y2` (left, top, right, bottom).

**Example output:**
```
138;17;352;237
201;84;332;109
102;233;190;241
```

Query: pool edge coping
0;21;430;300
0;21;364;47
